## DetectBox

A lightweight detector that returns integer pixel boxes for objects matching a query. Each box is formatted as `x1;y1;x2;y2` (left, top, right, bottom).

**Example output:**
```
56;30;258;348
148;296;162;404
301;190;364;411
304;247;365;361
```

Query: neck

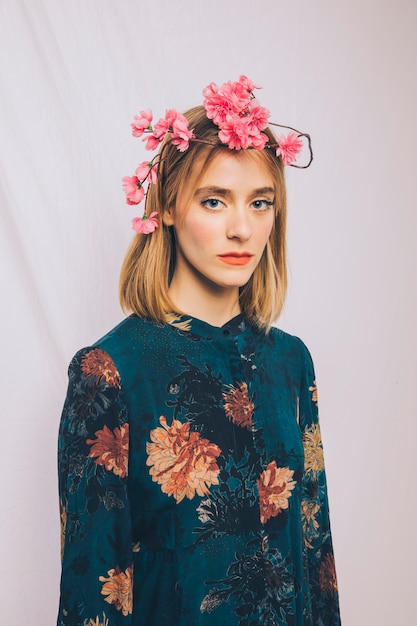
168;278;241;328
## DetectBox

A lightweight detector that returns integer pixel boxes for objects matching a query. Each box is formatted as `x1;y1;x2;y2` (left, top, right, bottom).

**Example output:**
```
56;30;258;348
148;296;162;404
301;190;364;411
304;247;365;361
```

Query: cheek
180;215;220;249
258;218;275;245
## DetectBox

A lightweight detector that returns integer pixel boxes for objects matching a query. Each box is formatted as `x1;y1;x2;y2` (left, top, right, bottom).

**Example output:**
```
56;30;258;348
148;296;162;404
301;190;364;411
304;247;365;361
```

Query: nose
226;205;252;241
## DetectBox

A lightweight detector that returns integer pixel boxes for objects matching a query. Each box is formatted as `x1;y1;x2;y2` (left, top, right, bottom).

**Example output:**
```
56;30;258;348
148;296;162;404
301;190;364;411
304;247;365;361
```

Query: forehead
190;149;275;190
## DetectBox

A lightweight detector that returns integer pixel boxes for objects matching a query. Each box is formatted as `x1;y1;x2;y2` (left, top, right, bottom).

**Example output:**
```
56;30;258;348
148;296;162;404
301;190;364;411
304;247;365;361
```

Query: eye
201;198;223;210
251;199;274;211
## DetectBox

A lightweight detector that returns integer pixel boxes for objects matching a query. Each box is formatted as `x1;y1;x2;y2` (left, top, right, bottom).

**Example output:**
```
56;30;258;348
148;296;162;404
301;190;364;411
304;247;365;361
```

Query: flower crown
122;75;313;234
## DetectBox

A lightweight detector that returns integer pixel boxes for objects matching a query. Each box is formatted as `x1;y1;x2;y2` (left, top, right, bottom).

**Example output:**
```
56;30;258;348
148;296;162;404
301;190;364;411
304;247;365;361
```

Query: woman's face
164;150;276;300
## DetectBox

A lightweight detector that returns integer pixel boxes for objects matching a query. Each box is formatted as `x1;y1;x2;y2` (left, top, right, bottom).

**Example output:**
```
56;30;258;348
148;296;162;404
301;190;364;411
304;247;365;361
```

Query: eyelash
201;198;274;211
251;199;274;211
201;198;224;210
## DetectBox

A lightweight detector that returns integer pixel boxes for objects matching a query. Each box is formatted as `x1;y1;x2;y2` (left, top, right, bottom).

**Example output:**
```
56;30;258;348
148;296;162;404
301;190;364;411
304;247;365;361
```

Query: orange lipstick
218;253;253;266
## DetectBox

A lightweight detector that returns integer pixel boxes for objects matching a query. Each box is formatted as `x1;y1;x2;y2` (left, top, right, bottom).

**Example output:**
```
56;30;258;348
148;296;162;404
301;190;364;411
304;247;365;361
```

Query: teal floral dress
58;314;341;626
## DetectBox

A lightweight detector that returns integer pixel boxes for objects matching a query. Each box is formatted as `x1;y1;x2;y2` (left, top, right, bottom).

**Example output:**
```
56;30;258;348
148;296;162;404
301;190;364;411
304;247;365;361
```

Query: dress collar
170;312;247;340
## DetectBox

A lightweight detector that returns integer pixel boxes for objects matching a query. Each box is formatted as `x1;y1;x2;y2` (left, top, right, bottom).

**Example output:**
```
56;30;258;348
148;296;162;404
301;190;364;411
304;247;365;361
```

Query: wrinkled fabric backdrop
1;1;416;624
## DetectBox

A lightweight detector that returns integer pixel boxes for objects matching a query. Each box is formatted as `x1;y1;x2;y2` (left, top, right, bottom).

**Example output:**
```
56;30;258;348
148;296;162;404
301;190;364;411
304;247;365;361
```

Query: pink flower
131;109;153;137
203;93;231;126
171;112;191;135
221;80;251;114
134;161;151;181
247;101;270;132
203;78;256;125
144;135;161;151
134;161;158;184
149;110;193;152
171;114;194;152
122;176;145;205
276;132;303;166
153;109;178;139
249;131;269;150
202;82;219;100
132;212;159;234
171;135;192;152
218;116;250;150
147;162;158;183
238;75;261;92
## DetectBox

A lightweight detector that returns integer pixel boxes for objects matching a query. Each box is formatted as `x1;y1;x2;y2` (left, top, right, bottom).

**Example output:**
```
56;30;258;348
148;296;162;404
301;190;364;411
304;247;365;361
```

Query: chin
214;274;254;290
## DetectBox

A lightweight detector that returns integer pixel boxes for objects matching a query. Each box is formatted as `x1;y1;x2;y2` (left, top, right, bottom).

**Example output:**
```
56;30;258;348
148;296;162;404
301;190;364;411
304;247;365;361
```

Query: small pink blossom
247;101;270;132
204;93;231;126
218;116;250;150
202;82;219;100
132;212;159;234
238;75;261;92
144;134;161;151
221;80;251;114
249;131;269;150
152;120;169;140
171;114;194;151
134;161;151;181
171;112;191;134
134;161;158;184
276;132;303;166
131;109;153;137
147;162;158;183
122;176;145;205
164;109;178;126
152;109;177;139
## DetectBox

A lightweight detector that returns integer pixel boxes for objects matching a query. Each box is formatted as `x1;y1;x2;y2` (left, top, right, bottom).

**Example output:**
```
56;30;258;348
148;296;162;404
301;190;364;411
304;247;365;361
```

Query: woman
58;76;341;626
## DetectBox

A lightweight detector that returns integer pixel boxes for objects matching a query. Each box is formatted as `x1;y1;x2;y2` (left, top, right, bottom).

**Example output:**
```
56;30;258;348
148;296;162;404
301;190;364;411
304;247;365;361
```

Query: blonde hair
119;106;287;332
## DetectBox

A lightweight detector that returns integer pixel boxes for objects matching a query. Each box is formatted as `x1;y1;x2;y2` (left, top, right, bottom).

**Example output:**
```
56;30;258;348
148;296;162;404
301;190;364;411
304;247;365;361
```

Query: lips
218;252;253;266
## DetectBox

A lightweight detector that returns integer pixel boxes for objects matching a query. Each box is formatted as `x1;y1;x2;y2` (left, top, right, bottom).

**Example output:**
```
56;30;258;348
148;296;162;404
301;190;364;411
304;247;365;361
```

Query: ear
162;206;175;227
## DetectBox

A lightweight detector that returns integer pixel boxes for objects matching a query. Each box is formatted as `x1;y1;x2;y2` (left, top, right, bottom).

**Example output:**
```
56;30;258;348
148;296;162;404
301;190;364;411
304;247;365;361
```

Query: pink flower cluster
122;77;307;235
202;75;303;164
122;161;159;232
122;161;158;206
203;76;270;150
123;109;195;233
131;108;194;153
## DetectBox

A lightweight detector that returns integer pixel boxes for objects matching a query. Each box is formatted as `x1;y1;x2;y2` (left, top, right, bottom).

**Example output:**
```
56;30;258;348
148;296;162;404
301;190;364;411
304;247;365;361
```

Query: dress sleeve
298;342;341;625
58;347;133;626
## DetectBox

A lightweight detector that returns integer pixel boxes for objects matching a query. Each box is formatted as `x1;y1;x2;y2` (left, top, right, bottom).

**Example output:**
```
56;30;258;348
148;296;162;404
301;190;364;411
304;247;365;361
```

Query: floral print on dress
99;565;133;616
83;614;109;626
59;498;66;540
81;348;121;388
222;381;255;428
146;416;222;503
257;462;296;524
301;498;320;549
58;315;340;625
319;553;339;593
309;379;318;405
200;547;296;623
303;423;324;475
87;424;129;478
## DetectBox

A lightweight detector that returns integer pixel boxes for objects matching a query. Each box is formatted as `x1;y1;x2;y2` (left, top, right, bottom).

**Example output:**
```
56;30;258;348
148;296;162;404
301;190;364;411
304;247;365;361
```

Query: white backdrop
1;1;416;624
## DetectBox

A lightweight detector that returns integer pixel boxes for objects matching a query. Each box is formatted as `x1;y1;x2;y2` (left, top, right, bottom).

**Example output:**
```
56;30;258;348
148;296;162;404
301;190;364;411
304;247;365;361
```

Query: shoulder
66;316;141;370
264;328;317;405
263;326;316;384
268;325;312;360
67;315;172;388
93;314;155;351
89;314;169;361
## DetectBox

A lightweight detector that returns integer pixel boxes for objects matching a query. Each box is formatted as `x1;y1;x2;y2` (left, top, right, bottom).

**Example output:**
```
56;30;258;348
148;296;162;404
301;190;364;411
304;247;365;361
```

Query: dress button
223;329;230;336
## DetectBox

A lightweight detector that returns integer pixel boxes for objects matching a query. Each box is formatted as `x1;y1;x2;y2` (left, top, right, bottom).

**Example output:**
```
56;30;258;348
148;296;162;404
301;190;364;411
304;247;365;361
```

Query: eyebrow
194;186;275;197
